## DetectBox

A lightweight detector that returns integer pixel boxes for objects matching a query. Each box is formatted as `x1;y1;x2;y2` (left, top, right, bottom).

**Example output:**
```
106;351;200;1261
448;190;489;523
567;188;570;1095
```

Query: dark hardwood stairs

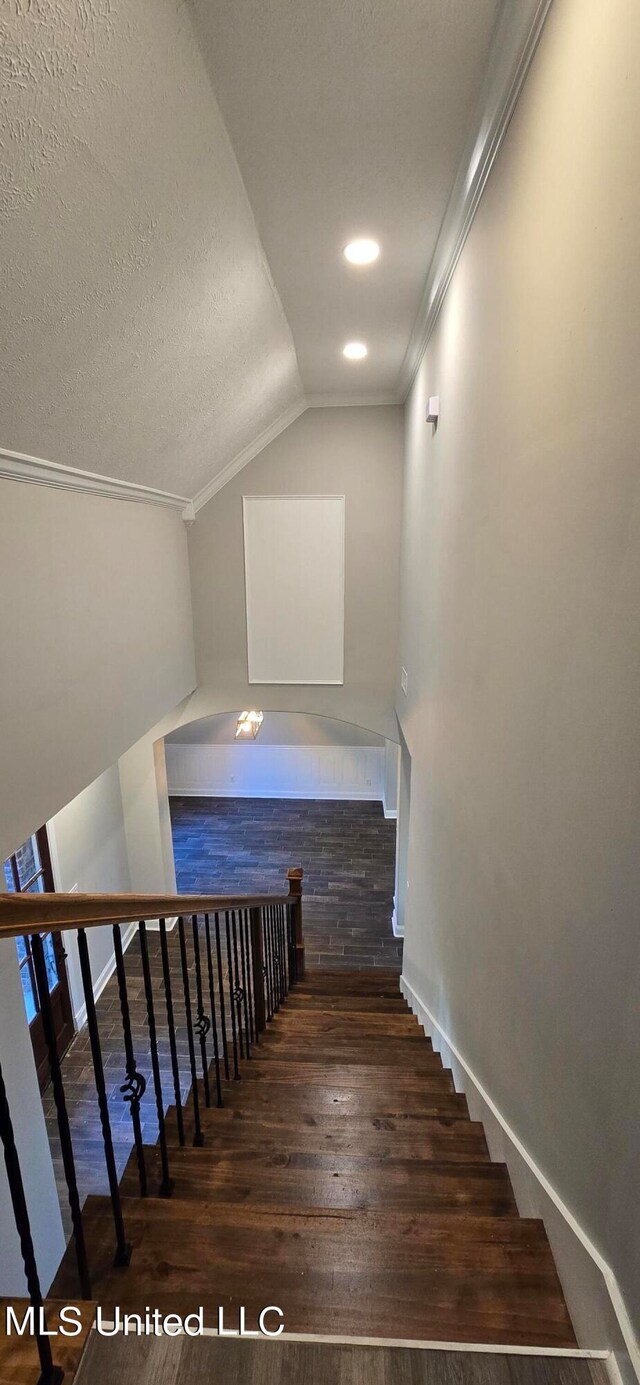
51;968;576;1349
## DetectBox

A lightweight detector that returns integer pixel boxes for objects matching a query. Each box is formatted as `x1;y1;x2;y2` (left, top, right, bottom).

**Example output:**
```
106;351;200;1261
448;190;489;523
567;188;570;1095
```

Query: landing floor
76;1335;607;1385
170;796;401;970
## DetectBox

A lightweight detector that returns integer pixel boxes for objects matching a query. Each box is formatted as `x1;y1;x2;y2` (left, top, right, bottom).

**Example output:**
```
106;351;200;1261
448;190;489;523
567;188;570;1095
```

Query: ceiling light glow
235;709;264;740
343;341;368;360
344;238;380;265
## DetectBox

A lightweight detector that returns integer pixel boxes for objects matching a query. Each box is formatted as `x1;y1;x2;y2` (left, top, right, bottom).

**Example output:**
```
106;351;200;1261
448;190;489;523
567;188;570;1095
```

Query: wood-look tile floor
76;1334;607;1385
52;970;577;1352
170;797;402;970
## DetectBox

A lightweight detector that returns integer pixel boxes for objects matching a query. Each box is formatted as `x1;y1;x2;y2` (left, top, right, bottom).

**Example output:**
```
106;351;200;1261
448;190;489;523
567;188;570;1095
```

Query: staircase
0;883;577;1384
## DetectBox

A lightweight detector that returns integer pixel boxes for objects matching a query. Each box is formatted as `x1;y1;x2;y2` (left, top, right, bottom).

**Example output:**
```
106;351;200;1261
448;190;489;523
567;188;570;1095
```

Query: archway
163;711;402;971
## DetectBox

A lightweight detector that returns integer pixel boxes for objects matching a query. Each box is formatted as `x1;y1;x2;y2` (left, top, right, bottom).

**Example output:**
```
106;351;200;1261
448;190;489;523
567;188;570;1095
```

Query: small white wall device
426;395;440;424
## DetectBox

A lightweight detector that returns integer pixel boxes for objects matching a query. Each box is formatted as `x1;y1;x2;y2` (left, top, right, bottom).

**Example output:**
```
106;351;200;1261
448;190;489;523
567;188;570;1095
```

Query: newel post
287;868;305;980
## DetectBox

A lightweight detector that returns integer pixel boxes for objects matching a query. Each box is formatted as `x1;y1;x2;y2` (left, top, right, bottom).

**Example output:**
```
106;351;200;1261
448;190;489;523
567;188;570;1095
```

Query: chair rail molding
397;0;555;399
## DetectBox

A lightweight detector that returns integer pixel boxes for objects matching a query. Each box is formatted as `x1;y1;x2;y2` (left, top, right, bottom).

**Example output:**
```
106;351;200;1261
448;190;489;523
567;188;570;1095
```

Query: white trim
243;493;345;686
0;446;189;513
1;396;400;520
72;923;137;1029
391;899;403;938
191;399;307;513
168;787;383;801
305;392;400;409
397;0;555;399
400;973;640;1385
143;916;178;932
92;1322;608;1358
382;806;398;821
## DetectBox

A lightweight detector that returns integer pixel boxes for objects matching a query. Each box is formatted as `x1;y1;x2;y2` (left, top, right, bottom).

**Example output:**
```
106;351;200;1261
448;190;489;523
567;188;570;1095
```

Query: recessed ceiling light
343;341;368;360
344;238;380;266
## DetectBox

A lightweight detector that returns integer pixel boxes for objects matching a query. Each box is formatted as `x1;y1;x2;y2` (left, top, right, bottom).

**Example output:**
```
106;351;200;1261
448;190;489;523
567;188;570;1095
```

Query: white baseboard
400;973;640;1385
382;805;398;820
143;916;178;932
170;787;384;801
73;922;137;1029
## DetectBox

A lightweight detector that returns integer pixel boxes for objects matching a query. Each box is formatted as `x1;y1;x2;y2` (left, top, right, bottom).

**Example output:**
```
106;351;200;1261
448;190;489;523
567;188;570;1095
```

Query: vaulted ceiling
0;0;501;500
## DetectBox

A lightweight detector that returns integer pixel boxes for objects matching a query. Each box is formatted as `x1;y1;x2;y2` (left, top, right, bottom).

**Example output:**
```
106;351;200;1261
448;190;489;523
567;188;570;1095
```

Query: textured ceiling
0;0;501;496
188;0;501;401
0;0;302;495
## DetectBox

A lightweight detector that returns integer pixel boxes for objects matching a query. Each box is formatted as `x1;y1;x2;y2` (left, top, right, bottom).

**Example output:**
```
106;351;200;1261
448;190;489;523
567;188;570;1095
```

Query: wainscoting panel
165;743;385;801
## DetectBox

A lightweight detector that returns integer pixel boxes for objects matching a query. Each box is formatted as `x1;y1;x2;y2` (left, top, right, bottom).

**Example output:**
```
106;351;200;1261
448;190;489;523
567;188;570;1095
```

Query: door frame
7;826;75;1090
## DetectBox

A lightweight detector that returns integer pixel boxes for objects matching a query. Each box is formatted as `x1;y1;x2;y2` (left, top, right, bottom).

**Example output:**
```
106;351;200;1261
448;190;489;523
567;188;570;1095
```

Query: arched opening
163;711;402;971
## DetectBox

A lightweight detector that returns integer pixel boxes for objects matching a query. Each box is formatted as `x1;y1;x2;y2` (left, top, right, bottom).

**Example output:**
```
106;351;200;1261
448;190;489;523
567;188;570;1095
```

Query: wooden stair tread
39;965;576;1358
162;1113;491;1159
285;995;409;1011
249;1042;442;1068
121;1144;517;1214
271;1011;426;1032
0;1300;94;1385
229;1061;455;1090
51;1198;575;1347
168;1084;470;1122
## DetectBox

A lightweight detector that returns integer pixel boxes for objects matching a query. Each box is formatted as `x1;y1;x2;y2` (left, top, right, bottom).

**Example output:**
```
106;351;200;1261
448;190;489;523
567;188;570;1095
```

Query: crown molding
190;391;407;514
305;392;401;409
191;397;307;514
0;446;190;515
397;0;555;400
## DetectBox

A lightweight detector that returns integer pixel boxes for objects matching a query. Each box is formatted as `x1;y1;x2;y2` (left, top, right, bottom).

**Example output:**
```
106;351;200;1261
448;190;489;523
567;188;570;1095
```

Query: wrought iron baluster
178;916;205;1144
273;905;281;1009
249;906;266;1037
278;904;287;1001
262;909;273;1022
191;915;211;1108
274;904;283;1004
204;914;223;1107
238;908;252;1054
282;903;290;995
76;928;131;1266
287;901;297;983
267;906;277;1013
138;921;173;1196
30;932;91;1299
0;1059;64;1385
159;918;185;1147
113;923;147;1198
230;910;245;1060
224;912;241;1079
214;913;230;1080
241;910;255;1045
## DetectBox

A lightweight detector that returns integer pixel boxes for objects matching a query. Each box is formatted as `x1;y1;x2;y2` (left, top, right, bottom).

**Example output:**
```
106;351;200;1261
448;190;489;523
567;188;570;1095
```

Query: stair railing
0;869;304;1384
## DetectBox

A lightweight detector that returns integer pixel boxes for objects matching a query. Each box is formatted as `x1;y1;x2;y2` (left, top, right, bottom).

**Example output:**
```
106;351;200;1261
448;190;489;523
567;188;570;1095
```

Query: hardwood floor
0;1301;93;1385
44;797;400;1225
170;797;402;969
75;1334;608;1385
50;969;576;1351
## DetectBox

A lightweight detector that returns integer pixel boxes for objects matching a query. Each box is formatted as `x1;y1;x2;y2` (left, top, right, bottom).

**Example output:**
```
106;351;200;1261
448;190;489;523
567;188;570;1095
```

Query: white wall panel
243;494;345;683
166;742;384;801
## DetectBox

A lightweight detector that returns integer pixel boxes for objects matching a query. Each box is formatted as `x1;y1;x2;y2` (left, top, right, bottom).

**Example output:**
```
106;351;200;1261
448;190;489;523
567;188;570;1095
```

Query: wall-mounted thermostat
426;395;440;424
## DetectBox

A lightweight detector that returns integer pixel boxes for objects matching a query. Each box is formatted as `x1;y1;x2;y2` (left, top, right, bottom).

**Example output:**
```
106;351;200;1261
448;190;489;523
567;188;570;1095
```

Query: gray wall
188;405;404;740
398;0;640;1337
48;764;132;1021
0;482;196;861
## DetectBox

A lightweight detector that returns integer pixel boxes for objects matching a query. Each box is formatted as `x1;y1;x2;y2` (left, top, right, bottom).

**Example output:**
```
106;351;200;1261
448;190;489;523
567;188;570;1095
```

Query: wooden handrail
0;889;291;938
